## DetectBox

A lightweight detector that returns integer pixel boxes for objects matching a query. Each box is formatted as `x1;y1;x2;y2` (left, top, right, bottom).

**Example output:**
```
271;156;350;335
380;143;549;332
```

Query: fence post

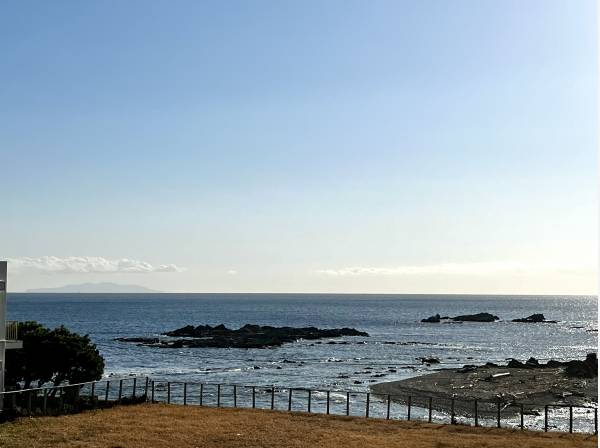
407;396;412;421
167;382;171;404
217;384;221;407
346;392;350;416
450;398;455;424
132;378;137;398
43;388;48;415
544;405;548;432
365;393;370;418
520;404;524;430
569;406;573;433
496;400;501;428
233;385;237;408
151;381;155;403
144;377;149;400
60;387;65;414
200;384;204;406
307;389;311;413
11;392;16;411
271;387;275;410
91;382;96;408
252;386;256;409
105;381;110;402
183;383;187;406
595;407;598;435
386;395;391;420
428;397;433;423
288;389;292;412
474;400;478;427
27;391;32;415
326;390;330;415
118;379;123;404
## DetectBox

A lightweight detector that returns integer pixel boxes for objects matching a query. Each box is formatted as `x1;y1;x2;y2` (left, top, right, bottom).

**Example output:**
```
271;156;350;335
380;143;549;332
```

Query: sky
1;0;597;294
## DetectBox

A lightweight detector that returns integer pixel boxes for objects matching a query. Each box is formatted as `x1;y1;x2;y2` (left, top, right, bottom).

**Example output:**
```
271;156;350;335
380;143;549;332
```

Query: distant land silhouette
26;282;160;293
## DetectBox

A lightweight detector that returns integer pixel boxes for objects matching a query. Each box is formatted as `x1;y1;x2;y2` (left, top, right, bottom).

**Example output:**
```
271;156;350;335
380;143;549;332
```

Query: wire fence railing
148;380;598;434
0;376;148;420
0;377;596;435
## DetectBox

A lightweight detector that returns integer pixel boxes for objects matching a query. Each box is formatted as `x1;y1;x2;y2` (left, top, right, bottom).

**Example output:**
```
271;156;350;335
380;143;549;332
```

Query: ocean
7;293;597;393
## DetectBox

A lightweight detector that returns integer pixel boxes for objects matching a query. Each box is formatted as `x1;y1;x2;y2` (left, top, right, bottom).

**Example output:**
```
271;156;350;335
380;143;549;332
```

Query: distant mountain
26;282;160;293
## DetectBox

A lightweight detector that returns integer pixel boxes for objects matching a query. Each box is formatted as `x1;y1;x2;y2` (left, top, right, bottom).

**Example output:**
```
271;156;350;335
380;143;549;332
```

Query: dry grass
0;403;595;448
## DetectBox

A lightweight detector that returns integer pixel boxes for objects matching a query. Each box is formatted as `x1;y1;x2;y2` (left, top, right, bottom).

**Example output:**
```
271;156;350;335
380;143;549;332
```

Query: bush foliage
5;321;104;390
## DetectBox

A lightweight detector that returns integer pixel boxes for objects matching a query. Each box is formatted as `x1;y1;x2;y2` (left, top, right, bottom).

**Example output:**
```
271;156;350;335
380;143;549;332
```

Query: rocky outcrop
498;353;597;378
421;312;499;323
451;312;499;322
116;324;369;349
565;353;598;378
512;314;557;323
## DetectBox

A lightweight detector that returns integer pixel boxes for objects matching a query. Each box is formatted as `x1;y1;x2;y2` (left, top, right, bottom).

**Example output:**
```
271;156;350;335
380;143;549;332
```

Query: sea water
8;293;597;391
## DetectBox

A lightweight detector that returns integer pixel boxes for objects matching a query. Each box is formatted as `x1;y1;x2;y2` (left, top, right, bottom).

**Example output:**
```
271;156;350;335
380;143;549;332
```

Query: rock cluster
511;314;557;323
421;312;498;323
116;324;369;349
501;353;597;378
422;312;560;323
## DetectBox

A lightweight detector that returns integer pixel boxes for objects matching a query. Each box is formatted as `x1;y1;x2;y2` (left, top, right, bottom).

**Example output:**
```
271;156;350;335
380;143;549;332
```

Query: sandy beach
371;365;597;417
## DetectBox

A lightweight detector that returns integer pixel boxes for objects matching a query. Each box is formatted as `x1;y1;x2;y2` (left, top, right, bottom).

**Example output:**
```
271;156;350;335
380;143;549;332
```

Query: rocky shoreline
115;324;369;349
371;353;598;417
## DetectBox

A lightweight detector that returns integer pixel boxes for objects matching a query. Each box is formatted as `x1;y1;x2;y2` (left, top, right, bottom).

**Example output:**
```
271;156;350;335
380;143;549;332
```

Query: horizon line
8;291;598;297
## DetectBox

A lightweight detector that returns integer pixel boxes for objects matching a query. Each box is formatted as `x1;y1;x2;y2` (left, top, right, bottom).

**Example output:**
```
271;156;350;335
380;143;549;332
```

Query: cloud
227;270;238;275
7;256;185;274
314;261;587;277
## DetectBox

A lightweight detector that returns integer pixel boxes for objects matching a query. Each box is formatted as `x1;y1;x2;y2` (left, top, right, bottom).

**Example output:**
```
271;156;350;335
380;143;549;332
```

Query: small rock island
116;324;369;349
421;312;499;323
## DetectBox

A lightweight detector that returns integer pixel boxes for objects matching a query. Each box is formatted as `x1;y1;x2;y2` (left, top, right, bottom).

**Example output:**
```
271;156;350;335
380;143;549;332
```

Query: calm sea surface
6;294;598;391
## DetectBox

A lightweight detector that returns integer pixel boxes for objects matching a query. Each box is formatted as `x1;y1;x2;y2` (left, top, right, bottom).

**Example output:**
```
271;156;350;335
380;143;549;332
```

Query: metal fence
149;380;598;434
1;377;596;435
5;321;18;341
0;376;148;419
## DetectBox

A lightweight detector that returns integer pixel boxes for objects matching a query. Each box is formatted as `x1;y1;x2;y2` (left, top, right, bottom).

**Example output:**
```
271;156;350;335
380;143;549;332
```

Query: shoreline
371;364;597;417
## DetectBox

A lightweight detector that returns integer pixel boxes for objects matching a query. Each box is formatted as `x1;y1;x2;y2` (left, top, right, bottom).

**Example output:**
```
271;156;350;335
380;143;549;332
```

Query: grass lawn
0;403;596;448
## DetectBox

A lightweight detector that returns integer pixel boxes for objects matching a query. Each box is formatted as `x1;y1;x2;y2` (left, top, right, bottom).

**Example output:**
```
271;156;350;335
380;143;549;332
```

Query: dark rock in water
545;359;564;368
388;368;397;373
120;324;369;349
420;357;440;364
457;365;477;373
115;337;159;344
512;314;557;323
421;314;441;323
484;362;498;368
451;312;499;322
353;380;363;384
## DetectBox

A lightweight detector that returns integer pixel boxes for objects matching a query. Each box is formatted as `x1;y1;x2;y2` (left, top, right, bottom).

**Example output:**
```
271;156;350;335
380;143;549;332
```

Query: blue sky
1;0;597;293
